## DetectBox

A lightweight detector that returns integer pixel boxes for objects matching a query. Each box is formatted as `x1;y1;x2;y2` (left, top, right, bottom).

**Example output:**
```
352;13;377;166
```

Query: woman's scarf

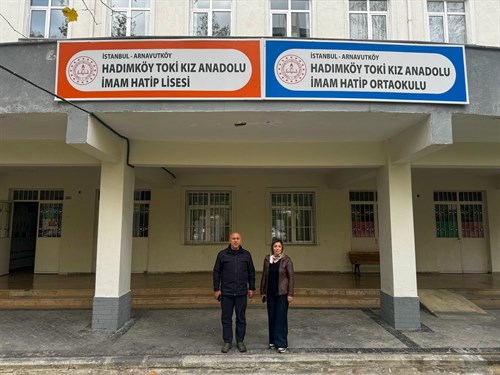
269;252;285;264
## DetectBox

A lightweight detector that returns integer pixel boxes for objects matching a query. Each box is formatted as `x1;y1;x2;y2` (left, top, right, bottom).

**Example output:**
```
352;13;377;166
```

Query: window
110;0;150;37
133;190;150;238
271;192;315;243
434;191;484;238
192;0;231;37
29;0;69;39
349;0;388;40
350;191;378;238
427;1;466;43
270;0;310;38
186;191;231;243
0;202;12;239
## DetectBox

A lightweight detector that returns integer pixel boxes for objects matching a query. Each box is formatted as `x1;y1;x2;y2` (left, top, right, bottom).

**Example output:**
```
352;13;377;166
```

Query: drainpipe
407;0;413;40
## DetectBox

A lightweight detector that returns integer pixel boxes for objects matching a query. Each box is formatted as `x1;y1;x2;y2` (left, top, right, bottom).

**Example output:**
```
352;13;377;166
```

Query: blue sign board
265;40;468;104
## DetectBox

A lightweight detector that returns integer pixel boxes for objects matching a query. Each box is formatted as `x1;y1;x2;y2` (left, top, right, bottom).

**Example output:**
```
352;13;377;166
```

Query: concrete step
0;288;381;309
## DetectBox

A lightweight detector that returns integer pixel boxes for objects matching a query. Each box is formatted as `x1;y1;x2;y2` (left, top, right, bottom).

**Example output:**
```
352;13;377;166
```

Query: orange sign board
56;39;261;100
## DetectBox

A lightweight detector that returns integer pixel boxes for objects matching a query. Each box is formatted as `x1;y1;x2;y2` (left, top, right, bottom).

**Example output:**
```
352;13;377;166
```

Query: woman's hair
271;238;284;253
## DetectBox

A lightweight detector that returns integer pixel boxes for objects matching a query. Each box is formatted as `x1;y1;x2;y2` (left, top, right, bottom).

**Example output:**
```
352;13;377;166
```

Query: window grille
13;190;39;201
0;202;12;238
186;191;231;243
271;192;315;243
29;0;69;39
110;0;151;37
270;0;310;38
349;0;388;40
133;190;150;238
192;0;232;37
40;190;64;201
434;191;484;238
427;0;466;43
38;203;63;237
350;191;377;238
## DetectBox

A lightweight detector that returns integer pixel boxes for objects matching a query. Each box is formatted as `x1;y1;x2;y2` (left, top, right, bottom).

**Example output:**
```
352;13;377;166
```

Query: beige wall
1;166;498;275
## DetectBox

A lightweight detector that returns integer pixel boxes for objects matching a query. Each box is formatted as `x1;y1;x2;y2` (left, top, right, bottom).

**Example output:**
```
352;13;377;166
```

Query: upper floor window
29;0;68;39
270;0;310;38
349;0;388;40
110;0;150;37
427;1;466;44
192;0;231;37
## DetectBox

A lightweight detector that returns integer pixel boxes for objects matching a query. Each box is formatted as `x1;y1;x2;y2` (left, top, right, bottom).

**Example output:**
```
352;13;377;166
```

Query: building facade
0;0;499;331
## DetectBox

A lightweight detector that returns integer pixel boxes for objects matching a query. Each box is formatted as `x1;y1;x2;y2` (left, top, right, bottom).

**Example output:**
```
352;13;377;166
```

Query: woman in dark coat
260;239;295;353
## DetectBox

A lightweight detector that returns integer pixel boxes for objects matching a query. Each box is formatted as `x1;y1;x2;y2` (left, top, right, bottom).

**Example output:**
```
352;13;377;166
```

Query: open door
9;202;38;272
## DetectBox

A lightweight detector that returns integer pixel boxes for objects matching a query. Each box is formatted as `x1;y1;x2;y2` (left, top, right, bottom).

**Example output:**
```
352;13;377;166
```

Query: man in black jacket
213;232;256;353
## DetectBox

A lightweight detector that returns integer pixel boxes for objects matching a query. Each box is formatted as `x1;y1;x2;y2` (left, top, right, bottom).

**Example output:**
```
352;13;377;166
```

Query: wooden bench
349;251;380;276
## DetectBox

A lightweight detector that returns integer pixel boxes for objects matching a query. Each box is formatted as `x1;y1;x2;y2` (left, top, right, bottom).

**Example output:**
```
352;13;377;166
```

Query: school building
0;0;499;331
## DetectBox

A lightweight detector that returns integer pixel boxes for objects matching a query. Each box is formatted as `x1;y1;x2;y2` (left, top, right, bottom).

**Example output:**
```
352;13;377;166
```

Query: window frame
185;190;233;244
191;0;233;37
348;0;389;40
426;0;467;44
133;190;151;238
434;191;484;239
269;190;317;245
28;0;70;39
269;0;311;38
109;0;151;37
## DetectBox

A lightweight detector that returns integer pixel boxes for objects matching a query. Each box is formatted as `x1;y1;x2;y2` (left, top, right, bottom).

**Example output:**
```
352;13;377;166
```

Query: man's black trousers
221;295;247;343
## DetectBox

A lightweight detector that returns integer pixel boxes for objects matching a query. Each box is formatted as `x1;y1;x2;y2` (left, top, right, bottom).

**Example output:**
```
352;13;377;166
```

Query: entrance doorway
9;202;38;272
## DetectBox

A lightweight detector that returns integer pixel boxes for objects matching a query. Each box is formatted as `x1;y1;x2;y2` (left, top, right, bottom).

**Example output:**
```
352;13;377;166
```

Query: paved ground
0;306;499;374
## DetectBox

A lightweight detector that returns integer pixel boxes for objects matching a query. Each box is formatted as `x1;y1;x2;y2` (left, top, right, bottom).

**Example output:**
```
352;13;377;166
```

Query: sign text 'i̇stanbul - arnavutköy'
56;39;468;104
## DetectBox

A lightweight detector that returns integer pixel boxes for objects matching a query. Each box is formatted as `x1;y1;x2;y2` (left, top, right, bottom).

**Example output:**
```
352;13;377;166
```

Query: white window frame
348;0;389;40
28;0;70;39
426;0;467;44
191;0;232;37
269;191;316;244
269;0;311;38
185;190;233;244
109;0;151;37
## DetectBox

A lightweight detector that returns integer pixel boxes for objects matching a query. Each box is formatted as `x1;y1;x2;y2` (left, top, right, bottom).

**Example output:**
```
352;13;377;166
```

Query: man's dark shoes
236;341;247;352
221;342;232;353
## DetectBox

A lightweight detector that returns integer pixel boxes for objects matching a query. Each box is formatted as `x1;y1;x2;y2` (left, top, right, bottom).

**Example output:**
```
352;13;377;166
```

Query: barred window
434;191;483;238
349;0;388;40
427;0;466;44
186;191;231;243
0;202;12;238
133;190;151;238
271;192;315;244
350;191;378;238
39;203;63;237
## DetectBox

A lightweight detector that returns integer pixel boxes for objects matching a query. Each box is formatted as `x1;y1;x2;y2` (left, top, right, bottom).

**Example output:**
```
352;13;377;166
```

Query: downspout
406;0;413;40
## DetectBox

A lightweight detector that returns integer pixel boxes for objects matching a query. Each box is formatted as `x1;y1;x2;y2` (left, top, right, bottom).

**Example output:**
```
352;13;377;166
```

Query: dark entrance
9;202;38;271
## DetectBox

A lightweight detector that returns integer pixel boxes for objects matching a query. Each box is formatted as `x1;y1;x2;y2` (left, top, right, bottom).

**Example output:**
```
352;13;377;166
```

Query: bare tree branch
0;12;29;39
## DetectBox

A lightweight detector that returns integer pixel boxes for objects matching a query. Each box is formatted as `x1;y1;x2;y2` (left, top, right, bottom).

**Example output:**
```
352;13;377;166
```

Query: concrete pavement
0;306;499;374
